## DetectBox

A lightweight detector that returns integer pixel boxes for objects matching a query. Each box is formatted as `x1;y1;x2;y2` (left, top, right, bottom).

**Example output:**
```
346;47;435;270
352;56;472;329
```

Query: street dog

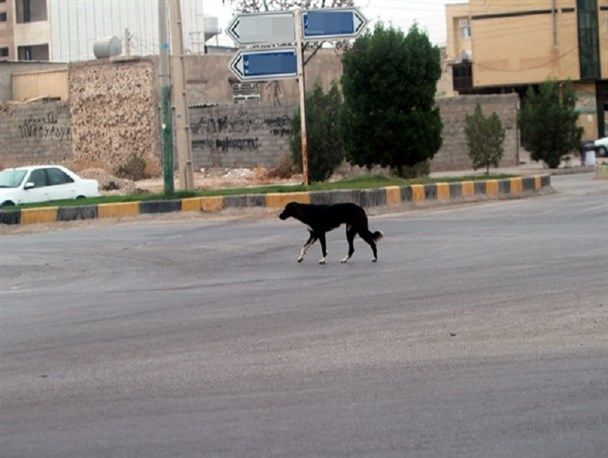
279;202;383;264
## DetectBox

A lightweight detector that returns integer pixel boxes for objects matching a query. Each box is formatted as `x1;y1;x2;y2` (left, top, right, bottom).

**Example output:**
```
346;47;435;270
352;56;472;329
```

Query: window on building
459;18;471;39
17;43;49;61
577;0;600;79
0;47;8;59
0;12;7;21
16;0;47;23
452;62;473;92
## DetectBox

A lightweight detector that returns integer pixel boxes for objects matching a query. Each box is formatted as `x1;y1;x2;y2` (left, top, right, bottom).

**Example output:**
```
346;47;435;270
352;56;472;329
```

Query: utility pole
158;0;174;195
124;28;132;57
168;0;195;190
294;9;309;186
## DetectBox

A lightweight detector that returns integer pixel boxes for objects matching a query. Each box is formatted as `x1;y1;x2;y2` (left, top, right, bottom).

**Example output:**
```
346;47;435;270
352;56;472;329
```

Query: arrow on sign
227;11;295;46
229;47;298;82
302;7;368;41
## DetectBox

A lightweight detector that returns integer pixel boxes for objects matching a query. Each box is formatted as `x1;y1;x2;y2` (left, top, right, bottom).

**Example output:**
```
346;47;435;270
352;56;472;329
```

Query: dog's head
279;201;299;220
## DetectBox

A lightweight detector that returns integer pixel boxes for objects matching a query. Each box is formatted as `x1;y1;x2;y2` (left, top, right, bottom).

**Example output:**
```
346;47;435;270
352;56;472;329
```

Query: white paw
340;256;349;263
371;258;378;263
297;257;303;263
319;258;326;265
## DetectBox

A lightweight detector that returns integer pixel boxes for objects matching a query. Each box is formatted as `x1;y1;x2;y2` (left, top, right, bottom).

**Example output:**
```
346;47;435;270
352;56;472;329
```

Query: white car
594;137;608;157
0;165;100;207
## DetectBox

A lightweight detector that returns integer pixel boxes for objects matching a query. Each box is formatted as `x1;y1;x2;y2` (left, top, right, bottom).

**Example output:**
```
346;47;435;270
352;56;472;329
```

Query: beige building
446;0;608;139
0;0;51;61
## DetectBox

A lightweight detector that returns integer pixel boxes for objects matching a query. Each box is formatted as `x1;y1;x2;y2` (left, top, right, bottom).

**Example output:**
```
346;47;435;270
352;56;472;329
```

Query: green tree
465;103;506;174
290;80;344;183
518;81;583;169
340;23;443;178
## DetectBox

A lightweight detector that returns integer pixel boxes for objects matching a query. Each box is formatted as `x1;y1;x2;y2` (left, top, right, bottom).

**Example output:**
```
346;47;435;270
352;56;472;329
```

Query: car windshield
0;169;28;188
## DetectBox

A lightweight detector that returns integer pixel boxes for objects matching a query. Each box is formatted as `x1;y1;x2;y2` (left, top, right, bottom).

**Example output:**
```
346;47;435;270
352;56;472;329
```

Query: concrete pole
168;0;195;191
294;9;309;186
158;0;174;195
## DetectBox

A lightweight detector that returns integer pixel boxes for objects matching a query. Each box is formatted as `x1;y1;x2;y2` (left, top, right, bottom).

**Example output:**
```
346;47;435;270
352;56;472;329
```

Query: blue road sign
302;8;367;41
229;47;298;82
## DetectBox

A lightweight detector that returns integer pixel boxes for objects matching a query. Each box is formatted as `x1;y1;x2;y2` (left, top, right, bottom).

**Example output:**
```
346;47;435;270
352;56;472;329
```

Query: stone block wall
0;100;72;167
433;94;519;171
68;58;160;172
190;102;297;168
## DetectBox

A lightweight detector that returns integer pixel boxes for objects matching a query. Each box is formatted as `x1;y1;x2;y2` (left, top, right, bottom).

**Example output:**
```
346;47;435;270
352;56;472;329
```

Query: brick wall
433;94;519;171
0;100;72;167
190;102;297;168
68;58;160;172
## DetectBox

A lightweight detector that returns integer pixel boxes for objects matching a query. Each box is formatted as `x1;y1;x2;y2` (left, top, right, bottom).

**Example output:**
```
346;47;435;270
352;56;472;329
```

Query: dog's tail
371;230;384;242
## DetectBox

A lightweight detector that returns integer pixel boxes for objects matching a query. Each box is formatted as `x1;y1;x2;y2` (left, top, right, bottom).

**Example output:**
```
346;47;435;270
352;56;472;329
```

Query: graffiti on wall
190;110;292;152
18;112;71;142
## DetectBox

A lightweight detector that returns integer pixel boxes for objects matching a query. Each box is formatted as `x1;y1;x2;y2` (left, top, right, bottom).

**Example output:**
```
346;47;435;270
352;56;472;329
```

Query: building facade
446;0;608;139
0;0;219;62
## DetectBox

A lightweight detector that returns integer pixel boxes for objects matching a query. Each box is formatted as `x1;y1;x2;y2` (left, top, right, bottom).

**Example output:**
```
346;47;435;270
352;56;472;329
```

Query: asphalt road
1;173;607;458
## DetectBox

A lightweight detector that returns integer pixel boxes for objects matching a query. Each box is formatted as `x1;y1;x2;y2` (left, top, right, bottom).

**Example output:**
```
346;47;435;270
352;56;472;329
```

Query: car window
0;170;27;188
46;168;74;186
28;169;48;188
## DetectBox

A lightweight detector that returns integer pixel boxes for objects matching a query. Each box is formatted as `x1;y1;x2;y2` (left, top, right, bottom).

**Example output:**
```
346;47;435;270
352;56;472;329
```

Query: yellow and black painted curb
0;175;550;226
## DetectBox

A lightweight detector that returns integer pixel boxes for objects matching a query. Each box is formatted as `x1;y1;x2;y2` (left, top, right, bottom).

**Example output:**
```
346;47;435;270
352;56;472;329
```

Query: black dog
279;202;383;264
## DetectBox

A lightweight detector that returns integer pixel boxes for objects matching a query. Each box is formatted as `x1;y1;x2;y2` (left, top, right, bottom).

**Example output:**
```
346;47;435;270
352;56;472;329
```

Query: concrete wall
185;50;343;105
68;58;161;172
433;94;519;171
12;67;69;101
189;94;519;172
0;99;72;167
190;102;297;168
0;61;68;101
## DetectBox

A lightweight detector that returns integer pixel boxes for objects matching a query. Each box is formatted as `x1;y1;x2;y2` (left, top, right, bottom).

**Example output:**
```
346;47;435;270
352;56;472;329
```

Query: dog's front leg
318;233;327;264
298;232;317;263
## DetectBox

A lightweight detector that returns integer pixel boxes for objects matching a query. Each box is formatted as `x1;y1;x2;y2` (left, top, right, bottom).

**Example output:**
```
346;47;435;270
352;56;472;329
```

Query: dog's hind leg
318;233;328;264
341;225;357;263
298;231;317;263
359;230;379;262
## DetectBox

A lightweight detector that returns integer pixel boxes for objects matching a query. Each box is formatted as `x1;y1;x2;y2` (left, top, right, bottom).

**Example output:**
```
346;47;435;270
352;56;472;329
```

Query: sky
200;0;465;47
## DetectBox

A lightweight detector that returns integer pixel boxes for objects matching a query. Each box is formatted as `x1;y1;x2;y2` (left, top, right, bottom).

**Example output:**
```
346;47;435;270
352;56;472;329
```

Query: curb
0;175;551;226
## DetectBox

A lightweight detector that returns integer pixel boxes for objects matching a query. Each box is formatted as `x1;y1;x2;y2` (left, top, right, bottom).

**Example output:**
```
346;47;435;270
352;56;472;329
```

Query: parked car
594;137;608;157
0;165;100;207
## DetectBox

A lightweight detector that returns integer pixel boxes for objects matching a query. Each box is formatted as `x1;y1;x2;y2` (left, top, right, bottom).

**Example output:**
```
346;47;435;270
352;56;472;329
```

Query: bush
290;80;344;183
518;81;583;168
116;152;152;181
465;103;505;174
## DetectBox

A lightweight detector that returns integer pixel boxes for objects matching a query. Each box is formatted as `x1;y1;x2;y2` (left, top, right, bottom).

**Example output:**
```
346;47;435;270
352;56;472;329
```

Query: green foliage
116;152;151;181
290;80;344;183
518;81;583;169
465;103;506;174
340;23;443;177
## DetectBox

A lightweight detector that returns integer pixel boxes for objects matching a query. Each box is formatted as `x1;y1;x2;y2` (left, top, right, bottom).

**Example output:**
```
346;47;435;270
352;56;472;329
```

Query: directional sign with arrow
229;47;298;82
302;7;368;42
227;11;295;46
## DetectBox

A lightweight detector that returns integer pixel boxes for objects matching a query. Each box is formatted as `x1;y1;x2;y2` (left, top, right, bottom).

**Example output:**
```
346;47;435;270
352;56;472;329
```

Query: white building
0;0;221;62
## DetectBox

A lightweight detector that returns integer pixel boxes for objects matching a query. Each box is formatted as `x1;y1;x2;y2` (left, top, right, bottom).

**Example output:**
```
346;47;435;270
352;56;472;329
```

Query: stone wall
190;102;297;168
433;94;519;171
0;100;72;167
68;58;160;172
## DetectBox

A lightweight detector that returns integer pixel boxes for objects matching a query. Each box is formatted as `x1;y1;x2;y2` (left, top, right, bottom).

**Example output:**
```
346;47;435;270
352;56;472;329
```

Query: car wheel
599;146;608;158
1;201;16;208
76;195;86;199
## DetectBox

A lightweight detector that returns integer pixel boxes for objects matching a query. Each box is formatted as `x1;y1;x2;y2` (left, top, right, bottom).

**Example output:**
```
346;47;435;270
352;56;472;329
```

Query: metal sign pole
294;9;309;186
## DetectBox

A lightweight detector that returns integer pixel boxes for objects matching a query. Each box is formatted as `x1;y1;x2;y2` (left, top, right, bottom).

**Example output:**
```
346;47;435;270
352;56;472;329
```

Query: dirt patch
79;168;139;195
136;167;303;193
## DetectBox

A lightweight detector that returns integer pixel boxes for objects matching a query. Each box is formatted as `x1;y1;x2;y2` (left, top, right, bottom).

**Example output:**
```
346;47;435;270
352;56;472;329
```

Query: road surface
1;173;606;457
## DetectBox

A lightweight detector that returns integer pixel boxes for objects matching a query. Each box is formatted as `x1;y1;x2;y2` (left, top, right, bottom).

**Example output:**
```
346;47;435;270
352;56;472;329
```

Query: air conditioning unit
461;49;472;62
